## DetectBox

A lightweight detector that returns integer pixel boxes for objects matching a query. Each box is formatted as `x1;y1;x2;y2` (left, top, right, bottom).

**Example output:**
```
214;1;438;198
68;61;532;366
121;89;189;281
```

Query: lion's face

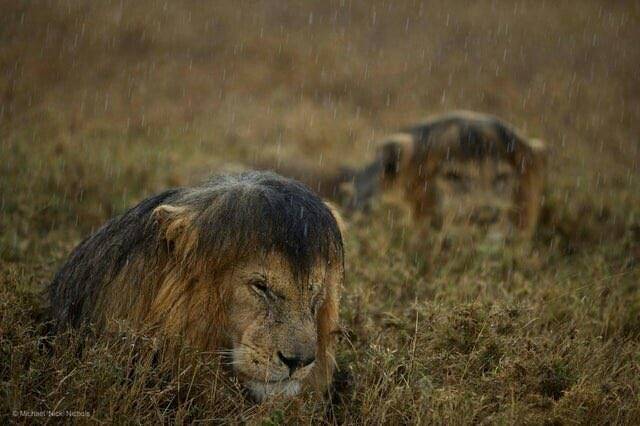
430;157;517;241
222;252;331;401
370;115;546;242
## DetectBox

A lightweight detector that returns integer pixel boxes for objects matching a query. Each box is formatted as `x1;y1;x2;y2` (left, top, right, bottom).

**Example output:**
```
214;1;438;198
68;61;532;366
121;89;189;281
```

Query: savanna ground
1;1;640;424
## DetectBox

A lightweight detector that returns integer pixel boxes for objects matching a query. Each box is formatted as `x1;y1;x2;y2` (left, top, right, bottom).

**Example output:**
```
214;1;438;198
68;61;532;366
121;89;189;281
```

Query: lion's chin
246;379;301;402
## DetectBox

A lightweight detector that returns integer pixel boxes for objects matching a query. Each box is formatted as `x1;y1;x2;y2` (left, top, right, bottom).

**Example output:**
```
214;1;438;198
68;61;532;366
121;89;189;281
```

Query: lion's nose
277;351;315;375
470;205;500;225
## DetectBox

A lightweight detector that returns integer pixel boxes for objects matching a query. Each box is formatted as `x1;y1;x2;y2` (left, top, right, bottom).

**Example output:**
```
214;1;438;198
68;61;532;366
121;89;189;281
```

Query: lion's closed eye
443;170;463;182
249;277;270;298
493;172;512;190
248;277;285;302
441;169;470;192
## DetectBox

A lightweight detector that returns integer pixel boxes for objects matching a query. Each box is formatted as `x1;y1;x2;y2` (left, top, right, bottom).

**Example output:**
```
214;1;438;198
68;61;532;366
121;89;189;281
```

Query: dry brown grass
1;0;640;424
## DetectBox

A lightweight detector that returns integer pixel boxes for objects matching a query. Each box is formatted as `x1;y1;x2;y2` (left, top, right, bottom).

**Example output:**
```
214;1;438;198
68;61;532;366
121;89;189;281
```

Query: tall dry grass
1;0;639;423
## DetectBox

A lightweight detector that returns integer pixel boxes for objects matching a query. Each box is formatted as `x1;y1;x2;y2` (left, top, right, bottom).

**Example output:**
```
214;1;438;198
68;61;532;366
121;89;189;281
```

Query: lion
366;111;547;241
48;171;344;402
265;111;546;242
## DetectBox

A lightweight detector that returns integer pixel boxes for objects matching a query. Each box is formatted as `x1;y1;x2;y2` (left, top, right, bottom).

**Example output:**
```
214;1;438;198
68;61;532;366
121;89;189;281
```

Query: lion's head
49;171;344;401
349;111;546;242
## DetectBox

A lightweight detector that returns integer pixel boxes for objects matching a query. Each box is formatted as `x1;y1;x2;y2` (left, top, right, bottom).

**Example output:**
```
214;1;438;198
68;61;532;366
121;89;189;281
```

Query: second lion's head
347;111;547;243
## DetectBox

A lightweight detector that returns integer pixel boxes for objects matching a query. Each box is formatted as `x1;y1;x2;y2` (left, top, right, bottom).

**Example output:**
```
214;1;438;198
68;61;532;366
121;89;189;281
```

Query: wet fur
270;111;546;238
250;160;361;209
49;171;344;394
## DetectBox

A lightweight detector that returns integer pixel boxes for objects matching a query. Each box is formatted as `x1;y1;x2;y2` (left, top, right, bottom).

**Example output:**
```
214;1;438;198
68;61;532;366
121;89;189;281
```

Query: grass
1;0;639;424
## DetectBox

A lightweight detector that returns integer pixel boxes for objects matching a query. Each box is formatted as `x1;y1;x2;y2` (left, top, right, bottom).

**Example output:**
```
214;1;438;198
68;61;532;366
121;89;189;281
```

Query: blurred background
2;1;638;236
1;1;639;423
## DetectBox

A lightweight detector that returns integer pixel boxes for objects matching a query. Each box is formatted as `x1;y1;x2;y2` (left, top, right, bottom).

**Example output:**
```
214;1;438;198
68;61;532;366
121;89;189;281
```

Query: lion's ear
526;138;547;164
377;133;415;184
516;137;547;173
324;201;347;236
526;138;546;153
151;204;195;255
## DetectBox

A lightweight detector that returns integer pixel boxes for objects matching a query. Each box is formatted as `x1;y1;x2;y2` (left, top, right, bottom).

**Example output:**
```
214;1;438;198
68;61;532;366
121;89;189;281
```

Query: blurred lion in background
49;171;344;402
365;111;547;242
266;111;546;243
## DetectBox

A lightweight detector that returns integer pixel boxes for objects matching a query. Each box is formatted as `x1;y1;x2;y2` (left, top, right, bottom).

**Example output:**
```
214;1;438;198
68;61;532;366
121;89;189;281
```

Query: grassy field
1;0;640;424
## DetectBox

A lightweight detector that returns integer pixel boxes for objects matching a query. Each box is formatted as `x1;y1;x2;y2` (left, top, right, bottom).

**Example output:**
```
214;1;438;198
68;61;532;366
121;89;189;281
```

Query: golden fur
336;111;547;241
49;172;344;401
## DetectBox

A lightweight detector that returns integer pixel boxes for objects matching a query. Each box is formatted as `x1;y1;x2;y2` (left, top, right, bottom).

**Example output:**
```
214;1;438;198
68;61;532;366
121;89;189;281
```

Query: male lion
268;111;546;242
364;111;546;241
49;171;344;402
